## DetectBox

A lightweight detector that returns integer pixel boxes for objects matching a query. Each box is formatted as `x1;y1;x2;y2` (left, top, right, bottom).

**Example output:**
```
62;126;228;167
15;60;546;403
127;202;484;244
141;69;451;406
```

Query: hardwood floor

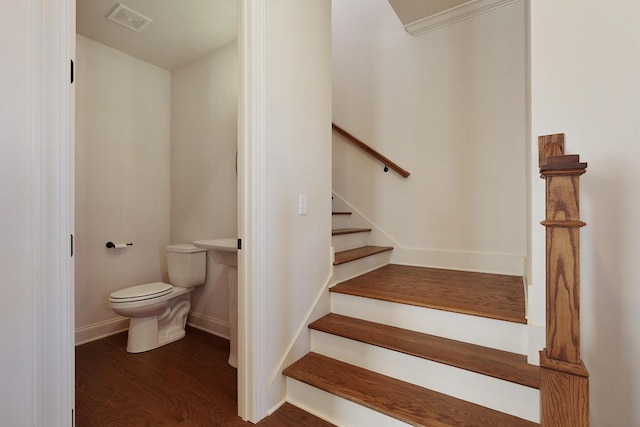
76;327;334;426
330;264;526;323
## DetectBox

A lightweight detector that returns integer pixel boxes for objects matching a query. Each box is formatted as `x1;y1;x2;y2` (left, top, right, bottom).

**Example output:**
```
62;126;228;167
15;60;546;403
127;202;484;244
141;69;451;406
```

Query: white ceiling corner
387;0;521;36
387;0;470;25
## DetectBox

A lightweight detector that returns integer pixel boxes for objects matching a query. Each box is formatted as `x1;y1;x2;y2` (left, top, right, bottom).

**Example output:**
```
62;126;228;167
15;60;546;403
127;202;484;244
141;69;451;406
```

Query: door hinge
237;238;242;250
71;234;74;257
70;59;74;84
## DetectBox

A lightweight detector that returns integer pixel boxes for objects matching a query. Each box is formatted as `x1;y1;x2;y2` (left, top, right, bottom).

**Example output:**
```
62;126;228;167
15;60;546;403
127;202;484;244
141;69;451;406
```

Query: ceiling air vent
107;4;152;32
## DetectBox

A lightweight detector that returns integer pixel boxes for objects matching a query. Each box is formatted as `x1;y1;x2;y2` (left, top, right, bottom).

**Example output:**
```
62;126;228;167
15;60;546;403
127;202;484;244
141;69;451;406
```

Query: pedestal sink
193;238;238;368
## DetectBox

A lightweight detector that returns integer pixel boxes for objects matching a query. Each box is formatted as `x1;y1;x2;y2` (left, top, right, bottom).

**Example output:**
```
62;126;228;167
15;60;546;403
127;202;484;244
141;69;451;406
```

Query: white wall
262;0;333;412
530;1;640;425
332;0;527;274
75;35;171;341
0;2;36;424
171;40;238;336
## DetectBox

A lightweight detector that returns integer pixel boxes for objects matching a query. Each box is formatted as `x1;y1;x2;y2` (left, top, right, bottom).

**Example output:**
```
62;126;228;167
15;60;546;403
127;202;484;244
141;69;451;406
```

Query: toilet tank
165;244;207;287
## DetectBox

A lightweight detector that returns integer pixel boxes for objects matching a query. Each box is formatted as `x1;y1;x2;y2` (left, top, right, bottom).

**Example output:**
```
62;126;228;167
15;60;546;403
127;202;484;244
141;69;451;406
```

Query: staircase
282;204;541;426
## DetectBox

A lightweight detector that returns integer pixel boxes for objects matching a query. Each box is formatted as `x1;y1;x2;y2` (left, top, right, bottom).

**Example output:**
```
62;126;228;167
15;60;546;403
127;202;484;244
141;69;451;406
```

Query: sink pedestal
193;238;238;368
227;266;238;368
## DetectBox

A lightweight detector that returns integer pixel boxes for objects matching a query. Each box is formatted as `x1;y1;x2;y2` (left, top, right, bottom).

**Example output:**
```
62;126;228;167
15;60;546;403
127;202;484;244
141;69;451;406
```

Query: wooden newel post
538;134;589;427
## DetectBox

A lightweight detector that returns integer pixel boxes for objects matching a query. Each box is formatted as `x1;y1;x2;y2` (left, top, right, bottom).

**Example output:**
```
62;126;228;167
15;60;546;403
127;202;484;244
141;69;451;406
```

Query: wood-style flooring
75;327;334;426
330;264;526;323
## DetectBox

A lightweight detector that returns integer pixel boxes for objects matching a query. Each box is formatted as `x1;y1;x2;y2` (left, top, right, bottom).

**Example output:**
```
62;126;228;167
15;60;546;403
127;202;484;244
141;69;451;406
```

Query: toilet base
127;315;159;353
158;329;186;348
125;292;192;353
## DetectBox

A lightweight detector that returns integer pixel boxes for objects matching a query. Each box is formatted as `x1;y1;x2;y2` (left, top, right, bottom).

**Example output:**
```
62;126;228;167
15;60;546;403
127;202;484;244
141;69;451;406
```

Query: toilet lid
109;282;173;303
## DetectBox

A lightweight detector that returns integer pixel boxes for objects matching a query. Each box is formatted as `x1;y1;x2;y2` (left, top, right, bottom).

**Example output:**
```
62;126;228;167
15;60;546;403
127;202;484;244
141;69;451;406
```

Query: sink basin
193;238;237;252
193;238;237;266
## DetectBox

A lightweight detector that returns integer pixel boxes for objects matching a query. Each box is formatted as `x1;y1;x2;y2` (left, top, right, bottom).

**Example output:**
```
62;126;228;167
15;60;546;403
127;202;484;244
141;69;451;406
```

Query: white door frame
35;0;75;424
237;0;269;422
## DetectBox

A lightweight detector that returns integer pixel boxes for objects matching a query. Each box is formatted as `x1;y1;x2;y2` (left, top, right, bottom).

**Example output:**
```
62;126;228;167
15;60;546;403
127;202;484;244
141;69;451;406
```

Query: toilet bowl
109;244;206;353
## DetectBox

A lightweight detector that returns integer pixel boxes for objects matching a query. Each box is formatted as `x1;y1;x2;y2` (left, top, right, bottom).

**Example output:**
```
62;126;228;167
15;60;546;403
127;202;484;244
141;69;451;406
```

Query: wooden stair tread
330;264;526;323
310;313;540;389
331;211;352;215
284;353;538;427
331;227;372;236
333;246;393;265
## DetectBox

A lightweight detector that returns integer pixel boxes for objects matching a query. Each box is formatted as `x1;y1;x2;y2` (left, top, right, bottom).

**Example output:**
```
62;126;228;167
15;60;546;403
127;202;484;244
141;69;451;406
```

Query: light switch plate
299;195;308;215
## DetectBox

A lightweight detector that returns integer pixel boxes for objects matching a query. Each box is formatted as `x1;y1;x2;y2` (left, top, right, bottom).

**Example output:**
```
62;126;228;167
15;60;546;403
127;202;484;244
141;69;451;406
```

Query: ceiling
76;0;237;71
76;1;471;71
387;0;471;25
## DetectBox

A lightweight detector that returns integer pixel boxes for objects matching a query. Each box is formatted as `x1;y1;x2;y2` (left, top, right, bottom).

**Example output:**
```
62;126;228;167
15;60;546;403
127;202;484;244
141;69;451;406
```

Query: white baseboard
391;247;525;276
187;311;230;340
75;317;129;346
75;311;229;346
268;398;287;416
331;191;525;276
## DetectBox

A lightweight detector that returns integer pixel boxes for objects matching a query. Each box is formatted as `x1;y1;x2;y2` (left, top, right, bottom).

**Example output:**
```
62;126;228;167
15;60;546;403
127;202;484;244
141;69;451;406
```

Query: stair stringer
332;191;525;276
332;191;396;248
265;262;333;396
271;196;397;397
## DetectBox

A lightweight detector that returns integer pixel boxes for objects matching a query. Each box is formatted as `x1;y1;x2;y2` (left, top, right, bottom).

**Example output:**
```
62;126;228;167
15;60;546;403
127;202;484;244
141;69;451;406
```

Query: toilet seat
109;282;173;303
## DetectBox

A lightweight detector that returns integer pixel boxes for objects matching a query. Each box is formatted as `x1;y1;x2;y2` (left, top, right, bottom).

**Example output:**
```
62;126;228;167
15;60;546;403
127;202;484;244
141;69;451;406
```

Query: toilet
109;243;207;353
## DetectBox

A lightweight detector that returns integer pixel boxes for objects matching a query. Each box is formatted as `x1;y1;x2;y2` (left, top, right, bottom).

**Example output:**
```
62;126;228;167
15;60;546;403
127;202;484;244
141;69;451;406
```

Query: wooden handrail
538;134;589;427
332;123;410;178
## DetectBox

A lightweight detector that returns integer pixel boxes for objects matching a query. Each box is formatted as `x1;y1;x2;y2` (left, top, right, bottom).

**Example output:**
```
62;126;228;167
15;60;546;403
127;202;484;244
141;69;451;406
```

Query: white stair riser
330;293;528;355
331;251;391;284
331;214;352;229
287;378;408;427
331;231;370;252
311;331;540;423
